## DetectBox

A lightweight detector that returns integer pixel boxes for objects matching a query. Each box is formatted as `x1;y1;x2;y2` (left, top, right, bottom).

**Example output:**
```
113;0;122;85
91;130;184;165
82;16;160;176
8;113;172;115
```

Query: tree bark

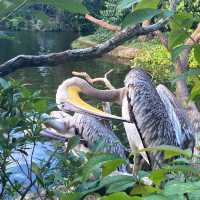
175;23;200;104
0;20;167;76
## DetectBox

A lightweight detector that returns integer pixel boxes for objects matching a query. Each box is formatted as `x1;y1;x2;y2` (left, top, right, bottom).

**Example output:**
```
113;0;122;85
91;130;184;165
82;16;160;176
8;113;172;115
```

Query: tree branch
0;19;167;77
85;14;121;32
72;69;115;89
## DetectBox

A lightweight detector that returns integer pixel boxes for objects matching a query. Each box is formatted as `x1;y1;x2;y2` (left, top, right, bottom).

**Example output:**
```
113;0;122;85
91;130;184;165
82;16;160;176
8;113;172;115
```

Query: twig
0;165;23;196
85;14;121;32
72;69;115;90
19;148;59;200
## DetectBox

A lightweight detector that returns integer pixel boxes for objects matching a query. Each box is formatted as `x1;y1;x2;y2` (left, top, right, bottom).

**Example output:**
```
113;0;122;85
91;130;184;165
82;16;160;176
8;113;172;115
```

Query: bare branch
72;69;115;89
0;19;168;76
85;14;121;32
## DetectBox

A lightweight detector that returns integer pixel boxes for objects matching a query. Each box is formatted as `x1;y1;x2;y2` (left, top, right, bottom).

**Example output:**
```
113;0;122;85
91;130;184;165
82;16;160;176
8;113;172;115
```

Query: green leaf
194;44;200;64
32;162;41;174
34;99;48;113
131;145;192;160
172;68;200;83
168;30;188;50
0;78;10;89
190;82;200;100
117;0;140;11
36;175;45;187
130;184;160;196
101;175;135;188
66;136;80;153
170;12;193;30
171;45;191;62
122;9;161;27
82;153;123;180
102;192;142;200
149;168;168;186
144;194;168;200
102;159;126;177
163;181;200;196
164;164;200;176
135;0;160;10
82;175;135;196
106;180;134;194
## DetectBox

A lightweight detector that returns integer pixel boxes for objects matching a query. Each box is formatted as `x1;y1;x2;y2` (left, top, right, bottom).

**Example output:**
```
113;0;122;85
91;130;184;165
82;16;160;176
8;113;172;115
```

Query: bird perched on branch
55;68;195;170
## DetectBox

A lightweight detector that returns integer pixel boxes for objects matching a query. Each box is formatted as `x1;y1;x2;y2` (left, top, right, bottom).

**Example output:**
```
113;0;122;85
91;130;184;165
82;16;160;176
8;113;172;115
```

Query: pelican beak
61;86;130;122
40;128;68;141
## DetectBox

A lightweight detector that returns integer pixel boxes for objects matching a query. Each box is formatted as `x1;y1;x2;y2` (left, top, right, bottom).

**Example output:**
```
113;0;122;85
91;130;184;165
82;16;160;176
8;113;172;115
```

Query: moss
129;39;173;86
129;39;199;89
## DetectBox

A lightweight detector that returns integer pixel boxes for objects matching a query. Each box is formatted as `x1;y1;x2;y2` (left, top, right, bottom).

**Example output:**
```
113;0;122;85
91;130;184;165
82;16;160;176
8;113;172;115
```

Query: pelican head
56;77;129;122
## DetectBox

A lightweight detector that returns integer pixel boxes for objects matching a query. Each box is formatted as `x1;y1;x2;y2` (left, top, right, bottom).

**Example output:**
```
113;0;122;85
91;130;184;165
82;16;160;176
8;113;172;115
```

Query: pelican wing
156;84;195;150
122;96;150;164
124;69;180;168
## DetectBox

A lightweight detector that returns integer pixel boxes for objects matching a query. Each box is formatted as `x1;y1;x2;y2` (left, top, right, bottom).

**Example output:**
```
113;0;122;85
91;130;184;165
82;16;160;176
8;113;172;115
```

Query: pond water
0;30;131;195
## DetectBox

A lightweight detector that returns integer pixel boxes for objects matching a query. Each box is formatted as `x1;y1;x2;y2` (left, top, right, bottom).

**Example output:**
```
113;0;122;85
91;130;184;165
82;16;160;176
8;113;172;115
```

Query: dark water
0;31;131;97
0;30;130;194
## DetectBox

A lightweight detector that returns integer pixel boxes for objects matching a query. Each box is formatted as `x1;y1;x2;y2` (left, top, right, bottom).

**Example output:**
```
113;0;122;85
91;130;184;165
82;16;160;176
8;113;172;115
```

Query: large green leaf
163;181;200;196
106;179;135;194
149;168;168;186
81;175;135;196
170;12;193;30
135;0;160;10
102;159;126;177
144;195;168;200
102;192;142;200
122;9;161;27
82;153;124;180
168;30;188;50
130;184;160;196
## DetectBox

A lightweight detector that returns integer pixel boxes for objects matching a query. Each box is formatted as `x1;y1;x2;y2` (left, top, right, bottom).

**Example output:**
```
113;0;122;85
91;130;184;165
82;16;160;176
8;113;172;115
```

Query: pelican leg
133;155;140;175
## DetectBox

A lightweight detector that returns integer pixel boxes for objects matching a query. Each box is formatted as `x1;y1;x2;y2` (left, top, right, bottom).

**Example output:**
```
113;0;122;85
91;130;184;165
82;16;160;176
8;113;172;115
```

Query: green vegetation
1;79;200;199
92;0;124;42
1;0;200;199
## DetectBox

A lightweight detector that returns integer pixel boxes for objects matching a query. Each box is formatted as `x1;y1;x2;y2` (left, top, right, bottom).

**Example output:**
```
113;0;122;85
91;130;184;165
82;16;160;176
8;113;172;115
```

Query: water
0;31;131;97
0;30;130;196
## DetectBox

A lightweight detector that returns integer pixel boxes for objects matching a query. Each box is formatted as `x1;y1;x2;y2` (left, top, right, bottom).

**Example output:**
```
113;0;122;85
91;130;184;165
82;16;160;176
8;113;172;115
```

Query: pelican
56;68;195;169
42;111;129;172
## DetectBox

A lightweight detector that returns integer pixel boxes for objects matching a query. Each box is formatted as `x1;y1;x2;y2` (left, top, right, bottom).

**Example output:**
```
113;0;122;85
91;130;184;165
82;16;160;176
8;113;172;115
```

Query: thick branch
0;19;167;76
175;23;200;104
